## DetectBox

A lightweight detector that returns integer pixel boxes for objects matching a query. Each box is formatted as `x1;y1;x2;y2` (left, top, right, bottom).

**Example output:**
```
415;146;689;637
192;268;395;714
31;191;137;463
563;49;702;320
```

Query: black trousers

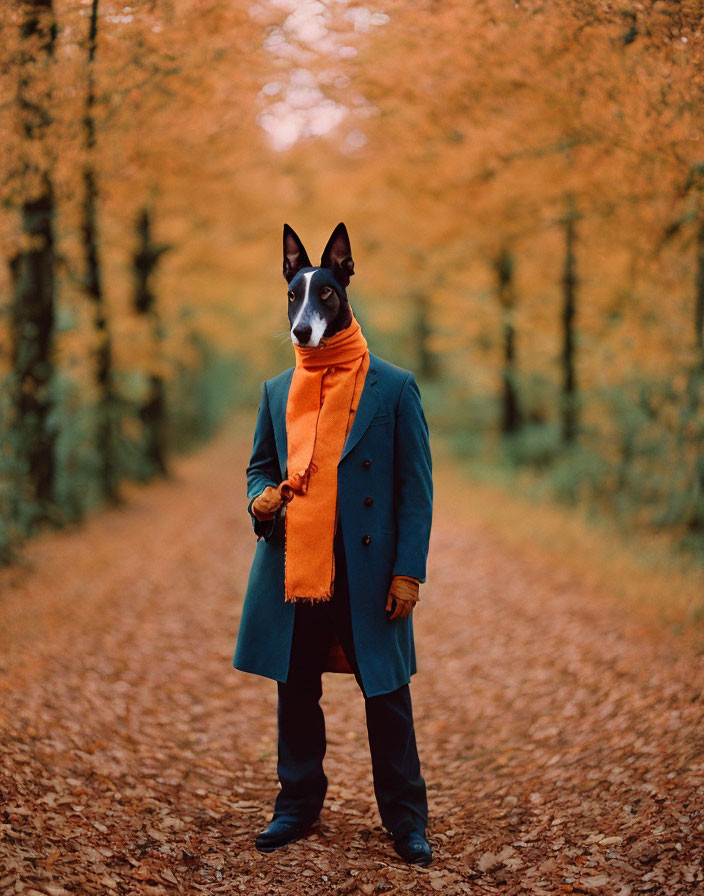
273;528;428;839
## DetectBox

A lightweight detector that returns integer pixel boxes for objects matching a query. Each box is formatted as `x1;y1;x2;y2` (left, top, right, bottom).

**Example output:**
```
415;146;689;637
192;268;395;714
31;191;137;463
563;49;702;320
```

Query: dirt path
1;414;702;896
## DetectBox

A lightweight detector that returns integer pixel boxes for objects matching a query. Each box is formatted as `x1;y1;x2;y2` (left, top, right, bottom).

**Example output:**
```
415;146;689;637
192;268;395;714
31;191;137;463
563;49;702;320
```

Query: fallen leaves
579;873;610;889
0;417;703;895
476;844;518;872
428;869;461;890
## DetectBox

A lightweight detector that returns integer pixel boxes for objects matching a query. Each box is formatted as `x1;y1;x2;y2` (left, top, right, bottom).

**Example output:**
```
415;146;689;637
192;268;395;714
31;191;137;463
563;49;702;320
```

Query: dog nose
293;324;312;344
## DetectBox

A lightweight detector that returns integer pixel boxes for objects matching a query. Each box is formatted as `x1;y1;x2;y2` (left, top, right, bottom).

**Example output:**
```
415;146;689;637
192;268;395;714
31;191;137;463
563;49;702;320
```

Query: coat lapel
339;357;379;464
268;355;380;477
270;368;293;479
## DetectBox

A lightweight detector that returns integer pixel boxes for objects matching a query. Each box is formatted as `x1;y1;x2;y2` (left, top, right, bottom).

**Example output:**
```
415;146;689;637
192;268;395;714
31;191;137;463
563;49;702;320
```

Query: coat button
364;496;373;506
362;534;371;546
362;459;372;468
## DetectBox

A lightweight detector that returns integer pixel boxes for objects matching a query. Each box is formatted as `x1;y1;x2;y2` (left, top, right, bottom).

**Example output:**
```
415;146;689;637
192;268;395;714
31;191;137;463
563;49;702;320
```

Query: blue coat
232;353;433;697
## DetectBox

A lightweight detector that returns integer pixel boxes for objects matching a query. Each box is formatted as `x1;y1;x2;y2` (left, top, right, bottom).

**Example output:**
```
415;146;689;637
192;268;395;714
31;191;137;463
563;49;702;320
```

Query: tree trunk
414;290;438;380
133;207;171;477
561;193;579;444
495;246;522;435
81;0;119;502
695;205;704;364
684;203;704;532
8;0;59;527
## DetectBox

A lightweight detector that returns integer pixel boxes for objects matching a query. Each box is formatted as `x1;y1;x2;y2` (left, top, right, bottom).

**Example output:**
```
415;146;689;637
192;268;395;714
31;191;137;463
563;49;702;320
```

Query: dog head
283;222;354;347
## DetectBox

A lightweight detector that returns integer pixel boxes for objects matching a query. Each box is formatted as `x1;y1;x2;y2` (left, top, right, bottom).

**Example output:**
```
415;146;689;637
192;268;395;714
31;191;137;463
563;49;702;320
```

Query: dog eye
320;287;332;300
287;290;295;302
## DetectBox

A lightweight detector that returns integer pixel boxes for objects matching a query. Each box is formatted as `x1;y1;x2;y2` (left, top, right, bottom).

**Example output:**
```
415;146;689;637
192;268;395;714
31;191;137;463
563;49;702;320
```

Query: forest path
1;413;702;896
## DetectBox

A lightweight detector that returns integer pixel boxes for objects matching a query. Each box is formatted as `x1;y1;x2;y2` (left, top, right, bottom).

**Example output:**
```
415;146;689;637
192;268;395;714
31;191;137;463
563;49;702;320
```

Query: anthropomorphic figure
233;223;433;865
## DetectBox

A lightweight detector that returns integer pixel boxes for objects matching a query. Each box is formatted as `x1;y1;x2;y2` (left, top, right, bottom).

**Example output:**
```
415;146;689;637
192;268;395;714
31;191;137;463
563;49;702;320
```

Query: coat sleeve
392;373;433;582
246;382;283;542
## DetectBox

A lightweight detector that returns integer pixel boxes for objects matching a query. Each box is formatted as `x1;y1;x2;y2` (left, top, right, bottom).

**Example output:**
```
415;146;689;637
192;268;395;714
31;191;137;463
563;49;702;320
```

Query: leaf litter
1;417;702;894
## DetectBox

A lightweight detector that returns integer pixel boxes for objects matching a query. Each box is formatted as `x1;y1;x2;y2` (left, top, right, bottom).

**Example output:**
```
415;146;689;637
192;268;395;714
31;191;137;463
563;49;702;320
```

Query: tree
494;246;522;436
560;193;579;444
133;206;171;478
8;0;59;529
80;0;118;501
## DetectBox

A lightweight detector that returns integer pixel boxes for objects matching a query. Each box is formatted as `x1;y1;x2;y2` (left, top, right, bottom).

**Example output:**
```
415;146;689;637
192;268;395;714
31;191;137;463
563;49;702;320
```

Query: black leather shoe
255;816;318;853
393;831;433;866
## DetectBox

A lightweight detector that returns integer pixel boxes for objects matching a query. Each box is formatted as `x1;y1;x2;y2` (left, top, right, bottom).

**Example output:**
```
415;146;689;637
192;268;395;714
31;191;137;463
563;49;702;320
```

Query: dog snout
293;323;312;344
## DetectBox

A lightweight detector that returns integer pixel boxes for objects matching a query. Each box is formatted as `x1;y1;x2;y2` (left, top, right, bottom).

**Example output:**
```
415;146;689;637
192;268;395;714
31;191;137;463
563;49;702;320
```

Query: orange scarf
280;312;370;602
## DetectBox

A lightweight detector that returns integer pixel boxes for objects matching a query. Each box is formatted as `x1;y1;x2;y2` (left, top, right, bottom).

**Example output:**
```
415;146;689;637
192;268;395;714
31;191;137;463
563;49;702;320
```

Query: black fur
283;224;355;346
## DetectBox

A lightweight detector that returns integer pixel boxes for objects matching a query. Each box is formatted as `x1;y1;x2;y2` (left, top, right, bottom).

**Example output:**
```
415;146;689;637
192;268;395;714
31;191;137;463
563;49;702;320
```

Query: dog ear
320;222;354;290
283;224;312;283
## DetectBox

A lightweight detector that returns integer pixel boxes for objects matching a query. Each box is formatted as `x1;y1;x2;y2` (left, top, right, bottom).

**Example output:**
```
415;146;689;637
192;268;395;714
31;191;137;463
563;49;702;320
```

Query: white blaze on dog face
290;271;314;345
288;268;344;347
307;312;328;347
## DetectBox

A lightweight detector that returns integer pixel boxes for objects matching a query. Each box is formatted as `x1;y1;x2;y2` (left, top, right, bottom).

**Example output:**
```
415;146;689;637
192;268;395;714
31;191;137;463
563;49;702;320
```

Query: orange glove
251;485;288;521
385;575;420;620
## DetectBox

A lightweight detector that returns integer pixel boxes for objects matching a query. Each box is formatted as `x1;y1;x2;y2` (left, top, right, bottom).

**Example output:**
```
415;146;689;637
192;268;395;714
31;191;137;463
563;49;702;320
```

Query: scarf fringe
285;590;333;604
